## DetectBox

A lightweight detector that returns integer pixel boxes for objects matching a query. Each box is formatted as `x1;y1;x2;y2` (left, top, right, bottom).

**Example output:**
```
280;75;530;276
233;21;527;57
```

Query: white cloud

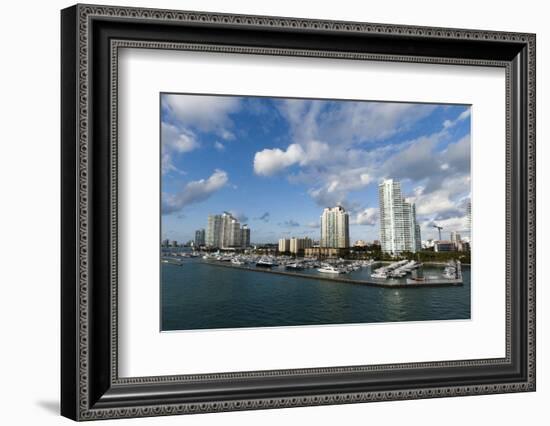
275;99;435;147
352;208;378;226
219;129;236;141
253;144;305;176
308;168;373;208
421;214;470;239
161;122;199;174
214;141;225;151
162;169;228;214
443;108;471;129
411;175;470;218
162;94;241;138
162;122;198;153
254;99;438;208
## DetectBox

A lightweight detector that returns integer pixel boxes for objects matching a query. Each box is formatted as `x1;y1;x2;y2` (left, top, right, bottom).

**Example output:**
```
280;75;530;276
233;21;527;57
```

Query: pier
199;260;463;288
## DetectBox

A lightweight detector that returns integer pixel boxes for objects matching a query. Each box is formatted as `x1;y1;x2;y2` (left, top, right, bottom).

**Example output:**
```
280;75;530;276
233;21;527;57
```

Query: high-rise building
378;179;420;254
241;225;250;248
278;238;290;253
450;231;461;244
206;214;223;248
194;229;205;247
289;237;313;254
206;212;250;248
320;206;350;248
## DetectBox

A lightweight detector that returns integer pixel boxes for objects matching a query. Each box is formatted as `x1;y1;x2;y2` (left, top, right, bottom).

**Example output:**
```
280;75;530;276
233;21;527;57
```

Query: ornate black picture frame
61;4;536;421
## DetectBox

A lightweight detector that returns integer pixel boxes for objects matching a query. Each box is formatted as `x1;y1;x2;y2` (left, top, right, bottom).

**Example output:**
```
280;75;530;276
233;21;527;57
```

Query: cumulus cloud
412;174;470;215
443;108;471;129
253;144;305;176
383;134;440;182
162;94;241;138
308;168;373;208
161;122;199;174
162;169;228;214
275;99;436;147
352;208;378;226
441;135;470;175
254;99;439;208
214;141;225;151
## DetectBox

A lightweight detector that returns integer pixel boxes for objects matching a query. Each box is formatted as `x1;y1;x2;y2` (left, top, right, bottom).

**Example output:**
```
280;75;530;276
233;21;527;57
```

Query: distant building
194;229;205;247
320;206;350;248
354;240;368;247
378;179;420;254
241;225;250;248
450;231;461;244
161;239;170;248
170;240;178;248
289;237;313;255
434;240;456;252
305;247;349;259
206;212;250;249
278;238;290;253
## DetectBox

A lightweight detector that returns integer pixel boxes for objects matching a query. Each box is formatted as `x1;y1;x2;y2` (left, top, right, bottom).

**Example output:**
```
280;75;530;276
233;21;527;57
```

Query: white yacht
371;270;388;279
317;264;343;274
256;257;275;267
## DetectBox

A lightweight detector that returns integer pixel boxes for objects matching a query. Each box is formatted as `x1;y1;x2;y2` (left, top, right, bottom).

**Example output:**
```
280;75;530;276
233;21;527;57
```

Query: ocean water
161;259;471;331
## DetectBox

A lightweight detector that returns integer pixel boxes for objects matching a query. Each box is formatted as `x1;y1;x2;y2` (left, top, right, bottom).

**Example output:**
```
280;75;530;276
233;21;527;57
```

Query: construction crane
432;224;443;240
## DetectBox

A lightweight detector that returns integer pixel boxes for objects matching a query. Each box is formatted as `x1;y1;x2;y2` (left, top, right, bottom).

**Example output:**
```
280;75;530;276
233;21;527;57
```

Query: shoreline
198;260;463;288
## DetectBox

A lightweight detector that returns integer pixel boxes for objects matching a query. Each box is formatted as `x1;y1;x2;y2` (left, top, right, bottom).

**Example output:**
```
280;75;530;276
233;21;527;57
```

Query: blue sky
161;94;471;244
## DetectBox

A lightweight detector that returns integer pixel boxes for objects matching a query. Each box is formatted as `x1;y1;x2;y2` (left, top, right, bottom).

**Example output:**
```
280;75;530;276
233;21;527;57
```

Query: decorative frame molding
61;4;535;421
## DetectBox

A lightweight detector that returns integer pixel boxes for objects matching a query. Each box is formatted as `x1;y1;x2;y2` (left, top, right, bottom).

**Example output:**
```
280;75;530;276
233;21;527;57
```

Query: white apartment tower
206;214;223;248
320;206;350;248
278;238;291;253
378;179;420;254
206;212;250;248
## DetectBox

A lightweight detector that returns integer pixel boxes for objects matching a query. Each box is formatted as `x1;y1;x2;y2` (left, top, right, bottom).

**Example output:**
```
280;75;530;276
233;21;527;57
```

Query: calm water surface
161;259;471;331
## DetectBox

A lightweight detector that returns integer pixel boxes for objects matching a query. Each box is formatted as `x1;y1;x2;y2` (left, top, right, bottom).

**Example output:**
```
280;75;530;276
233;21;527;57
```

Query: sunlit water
161;259;471;331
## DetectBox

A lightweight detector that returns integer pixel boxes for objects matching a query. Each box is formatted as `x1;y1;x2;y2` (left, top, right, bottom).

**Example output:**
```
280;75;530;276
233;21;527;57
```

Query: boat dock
200;260;463;288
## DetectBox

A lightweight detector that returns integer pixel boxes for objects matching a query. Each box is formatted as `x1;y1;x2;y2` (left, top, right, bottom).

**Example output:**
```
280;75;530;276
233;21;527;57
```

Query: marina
162;250;464;288
200;258;463;288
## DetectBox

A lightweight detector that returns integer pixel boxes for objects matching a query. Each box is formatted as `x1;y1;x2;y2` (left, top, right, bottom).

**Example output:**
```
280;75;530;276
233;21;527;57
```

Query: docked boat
317;264;344;274
231;258;246;265
371;271;388;279
286;263;304;271
161;258;183;266
256;257;275;267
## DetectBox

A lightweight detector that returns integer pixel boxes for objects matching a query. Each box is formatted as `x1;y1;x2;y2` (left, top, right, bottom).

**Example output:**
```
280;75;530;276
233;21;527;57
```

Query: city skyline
161;94;471;245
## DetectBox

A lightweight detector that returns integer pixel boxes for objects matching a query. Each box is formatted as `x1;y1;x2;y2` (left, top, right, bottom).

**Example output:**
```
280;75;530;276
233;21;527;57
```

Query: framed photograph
61;4;536;421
